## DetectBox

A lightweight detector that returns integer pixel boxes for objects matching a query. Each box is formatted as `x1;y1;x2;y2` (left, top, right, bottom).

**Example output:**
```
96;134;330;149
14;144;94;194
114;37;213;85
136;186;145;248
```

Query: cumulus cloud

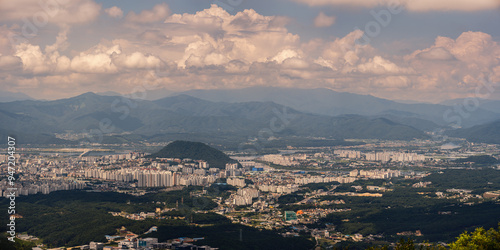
168;5;299;68
403;31;500;100
406;0;500;12
225;60;249;73
113;52;161;69
440;32;499;67
0;25;18;54
45;26;70;54
414;47;456;61
0;55;22;71
105;6;123;19
71;49;119;74
2;3;500;102
408;31;500;70
314;12;336;27
373;76;410;88
282;58;309;69
14;43;53;74
0;0;101;24
292;0;391;8
14;41;164;75
271;49;301;63
291;0;500;12
126;3;170;23
69;44;164;73
313;30;375;71
357;56;407;74
137;30;170;45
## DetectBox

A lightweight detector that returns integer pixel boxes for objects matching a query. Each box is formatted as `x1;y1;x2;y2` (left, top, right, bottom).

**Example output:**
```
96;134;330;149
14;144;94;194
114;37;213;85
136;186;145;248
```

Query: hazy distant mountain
152;95;427;140
0;128;71;145
446;120;500;144
95;91;122;96
0;92;430;144
371;112;441;131
0;91;33;102
173;87;500;128
441;98;500;114
0;92;152;133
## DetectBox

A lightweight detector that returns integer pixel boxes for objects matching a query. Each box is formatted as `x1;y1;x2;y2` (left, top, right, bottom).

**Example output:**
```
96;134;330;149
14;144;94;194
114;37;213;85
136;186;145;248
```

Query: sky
1;0;500;103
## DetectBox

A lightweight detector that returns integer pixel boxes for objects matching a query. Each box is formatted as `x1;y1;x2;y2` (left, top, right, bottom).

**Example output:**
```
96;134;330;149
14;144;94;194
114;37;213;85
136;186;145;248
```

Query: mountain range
0;91;33;102
446;120;500;144
0;87;499;146
166;87;500;128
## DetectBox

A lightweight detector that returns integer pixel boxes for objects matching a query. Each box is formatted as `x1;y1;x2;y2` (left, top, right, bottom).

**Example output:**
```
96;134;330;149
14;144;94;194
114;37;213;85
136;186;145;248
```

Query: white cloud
271;49;301;64
126;3;170;23
403;31;500;100
2;4;500;102
137;30;170;45
0;0;101;24
113;52;161;69
70;45;121;73
313;30;375;71
0;55;22;71
406;0;500;12
357;56;408;74
282;58;309;69
169;5;300;68
14;43;52;74
45;26;70;54
292;0;390;8
408;31;500;70
105;6;123;19
0;25;18;54
225;60;249;73
414;47;455;61
291;0;500;12
374;76;410;88
314;12;336;27
71;53;117;74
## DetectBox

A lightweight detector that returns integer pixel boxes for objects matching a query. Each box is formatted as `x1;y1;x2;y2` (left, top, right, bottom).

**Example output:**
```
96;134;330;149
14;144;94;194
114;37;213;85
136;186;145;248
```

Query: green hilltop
148;140;237;169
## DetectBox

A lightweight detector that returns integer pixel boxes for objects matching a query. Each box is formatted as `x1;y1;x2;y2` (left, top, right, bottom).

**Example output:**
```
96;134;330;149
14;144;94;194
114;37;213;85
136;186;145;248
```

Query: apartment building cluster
257;184;299;194
335;150;362;159
0;179;86;197
227;177;245;187
334;150;426;162
294;176;356;185
349;169;401;179
230;187;260;206
84;168;217;187
259;154;305;166
364;152;426;162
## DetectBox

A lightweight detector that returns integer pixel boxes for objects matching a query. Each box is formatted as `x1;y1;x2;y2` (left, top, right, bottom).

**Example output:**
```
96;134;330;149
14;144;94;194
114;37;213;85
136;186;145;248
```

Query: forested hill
148;140;237;169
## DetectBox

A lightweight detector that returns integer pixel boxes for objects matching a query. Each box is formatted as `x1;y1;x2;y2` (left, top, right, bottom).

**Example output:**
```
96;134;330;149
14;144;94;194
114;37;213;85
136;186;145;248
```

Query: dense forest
279;169;500;246
0;189;313;249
